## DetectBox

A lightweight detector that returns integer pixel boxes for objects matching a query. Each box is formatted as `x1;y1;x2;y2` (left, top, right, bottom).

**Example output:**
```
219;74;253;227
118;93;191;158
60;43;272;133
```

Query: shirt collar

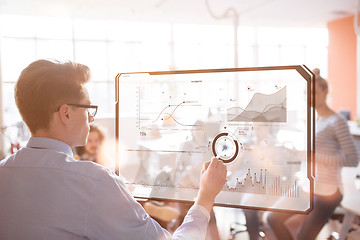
26;137;74;157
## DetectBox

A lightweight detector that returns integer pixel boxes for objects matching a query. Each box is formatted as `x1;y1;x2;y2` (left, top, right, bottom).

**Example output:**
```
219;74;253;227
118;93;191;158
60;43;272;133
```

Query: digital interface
116;66;314;213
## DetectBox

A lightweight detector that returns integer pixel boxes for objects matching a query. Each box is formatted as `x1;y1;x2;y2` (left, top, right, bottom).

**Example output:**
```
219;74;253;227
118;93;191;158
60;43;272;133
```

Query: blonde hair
15;59;90;134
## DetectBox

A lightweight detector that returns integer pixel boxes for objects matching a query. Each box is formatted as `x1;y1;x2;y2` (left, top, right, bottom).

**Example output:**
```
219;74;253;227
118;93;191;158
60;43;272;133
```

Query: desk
348;121;360;136
339;166;360;239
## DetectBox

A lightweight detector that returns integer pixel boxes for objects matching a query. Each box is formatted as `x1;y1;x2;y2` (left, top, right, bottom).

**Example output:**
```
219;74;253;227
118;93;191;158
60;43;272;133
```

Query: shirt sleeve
85;170;210;240
170;204;210;240
316;117;359;167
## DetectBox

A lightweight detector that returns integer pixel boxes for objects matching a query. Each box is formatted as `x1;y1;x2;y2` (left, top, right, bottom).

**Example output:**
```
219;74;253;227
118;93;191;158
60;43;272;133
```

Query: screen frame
115;65;315;214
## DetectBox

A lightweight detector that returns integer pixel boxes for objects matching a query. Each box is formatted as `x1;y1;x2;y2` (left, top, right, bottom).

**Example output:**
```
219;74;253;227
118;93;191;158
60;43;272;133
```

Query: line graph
227;86;287;122
137;84;203;129
223;168;299;197
150;101;203;126
223;169;267;194
126;149;203;154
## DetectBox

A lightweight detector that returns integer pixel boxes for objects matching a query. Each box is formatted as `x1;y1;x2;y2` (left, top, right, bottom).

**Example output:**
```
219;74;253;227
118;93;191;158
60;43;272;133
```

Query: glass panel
174;24;233;44
280;46;305;65
106;21;145;42
139;42;171;71
199;43;233;69
37;40;74;62
174;43;201;69
87;82;114;117
1;15;40;38
137;23;171;44
257;27;281;45
303;28;329;46
116;66;313;212
34;17;73;39
108;42;141;76
2;82;30;156
238;27;256;46
1;15;72;39
2;83;21;126
238;46;255;67
258;46;280;66
73;19;109;40
75;41;108;81
278;28;307;45
305;46;328;76
1;38;36;82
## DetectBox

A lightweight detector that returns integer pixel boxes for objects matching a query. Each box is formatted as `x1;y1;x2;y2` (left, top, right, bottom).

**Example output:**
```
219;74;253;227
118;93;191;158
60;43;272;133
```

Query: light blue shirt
0;137;210;240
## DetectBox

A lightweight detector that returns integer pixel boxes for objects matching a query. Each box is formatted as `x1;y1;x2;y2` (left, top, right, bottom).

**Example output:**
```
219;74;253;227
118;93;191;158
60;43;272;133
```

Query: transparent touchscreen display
116;66;314;212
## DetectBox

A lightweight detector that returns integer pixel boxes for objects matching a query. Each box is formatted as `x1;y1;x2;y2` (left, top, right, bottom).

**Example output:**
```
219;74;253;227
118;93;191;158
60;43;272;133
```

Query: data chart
116;66;314;212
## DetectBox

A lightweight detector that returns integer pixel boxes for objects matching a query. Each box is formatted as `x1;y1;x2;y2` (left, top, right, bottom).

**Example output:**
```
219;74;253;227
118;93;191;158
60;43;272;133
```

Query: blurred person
74;124;106;165
136;124;181;231
0;59;227;240
266;68;359;240
174;120;221;240
229;124;284;240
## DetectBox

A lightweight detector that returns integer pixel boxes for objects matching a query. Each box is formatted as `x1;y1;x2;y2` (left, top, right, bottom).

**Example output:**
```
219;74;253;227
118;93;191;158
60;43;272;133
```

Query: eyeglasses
69;104;98;118
56;103;98;118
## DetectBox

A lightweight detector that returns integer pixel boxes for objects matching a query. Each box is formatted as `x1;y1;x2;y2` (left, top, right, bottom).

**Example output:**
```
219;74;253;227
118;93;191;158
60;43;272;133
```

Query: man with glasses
0;59;227;240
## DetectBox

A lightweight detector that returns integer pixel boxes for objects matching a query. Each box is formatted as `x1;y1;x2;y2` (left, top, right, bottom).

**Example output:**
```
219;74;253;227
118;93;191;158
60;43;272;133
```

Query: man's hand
195;157;227;213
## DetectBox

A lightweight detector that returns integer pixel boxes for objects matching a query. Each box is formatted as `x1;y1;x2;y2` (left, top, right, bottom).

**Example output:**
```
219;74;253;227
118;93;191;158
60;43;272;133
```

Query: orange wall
327;15;358;120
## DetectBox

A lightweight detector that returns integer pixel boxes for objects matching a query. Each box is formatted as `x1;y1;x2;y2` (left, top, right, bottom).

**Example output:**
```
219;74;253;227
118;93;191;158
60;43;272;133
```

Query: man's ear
58;104;71;123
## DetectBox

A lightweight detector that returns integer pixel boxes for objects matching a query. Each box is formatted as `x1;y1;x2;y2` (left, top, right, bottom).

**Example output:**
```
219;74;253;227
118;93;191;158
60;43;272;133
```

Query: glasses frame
57;103;98;118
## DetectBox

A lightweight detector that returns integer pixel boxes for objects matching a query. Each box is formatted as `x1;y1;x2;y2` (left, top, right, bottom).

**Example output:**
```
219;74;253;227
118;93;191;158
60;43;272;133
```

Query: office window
139;42;171;71
108;41;141;75
1;38;36;83
257;27;328;69
75;41;109;81
237;27;256;67
0;14;329;156
280;46;305;65
305;46;328;77
173;42;202;69
258;46;281;66
173;24;233;69
87;82;114;117
73;19;110;40
37;40;74;62
1;82;20;126
238;46;256;67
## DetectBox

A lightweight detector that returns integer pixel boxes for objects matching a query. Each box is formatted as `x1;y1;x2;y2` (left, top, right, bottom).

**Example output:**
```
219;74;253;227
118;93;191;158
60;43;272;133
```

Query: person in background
267;68;359;240
174;120;221;240
0;59;227;240
74;124;106;165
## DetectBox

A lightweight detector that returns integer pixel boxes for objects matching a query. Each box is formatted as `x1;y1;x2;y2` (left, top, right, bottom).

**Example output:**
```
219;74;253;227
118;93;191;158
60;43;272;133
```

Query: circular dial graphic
211;132;240;164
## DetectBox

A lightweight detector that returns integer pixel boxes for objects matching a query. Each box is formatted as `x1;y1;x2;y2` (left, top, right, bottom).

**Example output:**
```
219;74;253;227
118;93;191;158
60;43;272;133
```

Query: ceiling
0;0;358;28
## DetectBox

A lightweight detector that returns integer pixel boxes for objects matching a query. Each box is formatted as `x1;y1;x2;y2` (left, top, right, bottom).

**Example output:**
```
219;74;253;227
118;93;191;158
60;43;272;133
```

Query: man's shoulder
57;155;114;181
3;147;113;182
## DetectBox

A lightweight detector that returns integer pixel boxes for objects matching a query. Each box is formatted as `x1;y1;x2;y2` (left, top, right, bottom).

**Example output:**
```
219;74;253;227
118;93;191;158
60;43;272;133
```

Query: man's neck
32;129;71;147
